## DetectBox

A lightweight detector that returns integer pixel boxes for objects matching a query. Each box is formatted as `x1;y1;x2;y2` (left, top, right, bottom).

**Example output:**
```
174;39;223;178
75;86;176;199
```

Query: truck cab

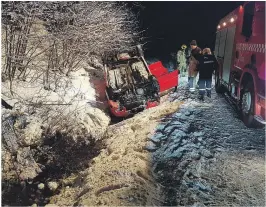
214;1;265;127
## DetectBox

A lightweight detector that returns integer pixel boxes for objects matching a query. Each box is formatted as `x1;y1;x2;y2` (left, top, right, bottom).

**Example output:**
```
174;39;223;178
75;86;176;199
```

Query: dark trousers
199;79;212;97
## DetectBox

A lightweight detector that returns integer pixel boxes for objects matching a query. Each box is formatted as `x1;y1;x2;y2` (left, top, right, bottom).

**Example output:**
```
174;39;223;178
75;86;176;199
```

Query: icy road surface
149;76;265;206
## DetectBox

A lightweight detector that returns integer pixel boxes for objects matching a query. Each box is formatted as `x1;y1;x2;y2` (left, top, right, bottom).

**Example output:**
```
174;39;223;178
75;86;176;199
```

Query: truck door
222;26;236;84
215;26;236;84
218;29;227;59
214;31;221;57
215;29;227;80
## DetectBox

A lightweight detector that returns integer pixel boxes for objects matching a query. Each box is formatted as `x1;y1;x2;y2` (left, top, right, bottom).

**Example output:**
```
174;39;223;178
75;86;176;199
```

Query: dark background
136;1;244;66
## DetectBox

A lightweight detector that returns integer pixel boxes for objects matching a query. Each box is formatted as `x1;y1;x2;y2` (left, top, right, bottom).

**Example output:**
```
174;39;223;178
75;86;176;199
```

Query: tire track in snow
148;85;265;206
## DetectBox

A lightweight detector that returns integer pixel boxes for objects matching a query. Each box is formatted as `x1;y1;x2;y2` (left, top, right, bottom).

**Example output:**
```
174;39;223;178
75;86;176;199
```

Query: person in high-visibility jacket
177;44;187;77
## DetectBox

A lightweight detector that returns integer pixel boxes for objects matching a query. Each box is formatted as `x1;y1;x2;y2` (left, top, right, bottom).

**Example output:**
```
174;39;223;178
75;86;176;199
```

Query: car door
148;61;178;92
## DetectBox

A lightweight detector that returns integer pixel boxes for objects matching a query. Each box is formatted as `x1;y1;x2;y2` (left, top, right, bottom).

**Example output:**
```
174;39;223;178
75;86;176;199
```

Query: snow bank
1;66;110;181
2;68;96;106
2;66;110;136
48;99;182;206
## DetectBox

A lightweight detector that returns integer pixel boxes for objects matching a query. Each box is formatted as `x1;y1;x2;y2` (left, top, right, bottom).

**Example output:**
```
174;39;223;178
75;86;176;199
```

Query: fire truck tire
240;80;256;128
215;70;225;93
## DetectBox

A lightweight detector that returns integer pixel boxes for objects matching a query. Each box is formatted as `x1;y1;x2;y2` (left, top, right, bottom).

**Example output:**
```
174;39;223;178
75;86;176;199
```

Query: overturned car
104;46;178;117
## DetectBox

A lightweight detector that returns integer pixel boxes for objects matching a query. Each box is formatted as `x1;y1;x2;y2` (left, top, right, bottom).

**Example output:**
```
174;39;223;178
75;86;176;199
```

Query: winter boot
207;92;211;98
198;94;204;101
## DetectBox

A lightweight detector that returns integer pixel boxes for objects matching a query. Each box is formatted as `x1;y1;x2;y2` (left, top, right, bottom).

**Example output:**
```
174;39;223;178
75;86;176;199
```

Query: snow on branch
2;1;142;89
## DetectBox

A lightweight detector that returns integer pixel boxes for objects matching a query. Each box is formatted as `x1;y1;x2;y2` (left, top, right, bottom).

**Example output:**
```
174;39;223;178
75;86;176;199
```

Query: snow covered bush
2;1;142;182
1;1;141;89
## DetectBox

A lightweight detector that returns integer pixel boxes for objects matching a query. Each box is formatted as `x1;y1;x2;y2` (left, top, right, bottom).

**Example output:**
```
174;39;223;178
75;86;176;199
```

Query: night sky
137;1;244;61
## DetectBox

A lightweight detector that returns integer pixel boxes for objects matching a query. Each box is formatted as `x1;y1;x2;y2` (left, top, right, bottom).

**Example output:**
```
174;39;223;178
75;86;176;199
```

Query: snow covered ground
150;78;265;206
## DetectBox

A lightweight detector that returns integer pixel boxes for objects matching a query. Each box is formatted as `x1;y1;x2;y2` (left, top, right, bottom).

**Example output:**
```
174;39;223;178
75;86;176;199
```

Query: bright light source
217;25;221;29
230;17;234;22
223;22;226;26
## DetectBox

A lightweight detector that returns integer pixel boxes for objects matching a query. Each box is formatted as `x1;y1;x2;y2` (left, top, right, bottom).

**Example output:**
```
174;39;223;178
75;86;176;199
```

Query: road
151;79;265;206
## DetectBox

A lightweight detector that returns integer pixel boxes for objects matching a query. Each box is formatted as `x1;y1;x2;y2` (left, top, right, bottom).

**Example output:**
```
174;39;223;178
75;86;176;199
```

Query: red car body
148;61;179;92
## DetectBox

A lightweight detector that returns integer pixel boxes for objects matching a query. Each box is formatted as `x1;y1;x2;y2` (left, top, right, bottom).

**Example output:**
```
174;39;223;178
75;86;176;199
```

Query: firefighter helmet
181;44;187;50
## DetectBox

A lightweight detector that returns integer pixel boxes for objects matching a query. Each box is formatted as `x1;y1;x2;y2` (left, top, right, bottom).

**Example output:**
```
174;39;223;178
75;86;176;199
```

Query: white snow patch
193;131;204;137
155;124;166;131
2;67;110;143
2;68;96;107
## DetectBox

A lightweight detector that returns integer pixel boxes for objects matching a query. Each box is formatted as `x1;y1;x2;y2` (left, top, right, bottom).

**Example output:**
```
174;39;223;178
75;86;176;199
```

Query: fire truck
214;1;265;127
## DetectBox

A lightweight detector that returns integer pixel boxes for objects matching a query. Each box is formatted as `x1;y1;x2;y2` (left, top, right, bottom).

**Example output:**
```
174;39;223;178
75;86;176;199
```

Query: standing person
197;48;218;101
177;44;188;77
188;40;202;92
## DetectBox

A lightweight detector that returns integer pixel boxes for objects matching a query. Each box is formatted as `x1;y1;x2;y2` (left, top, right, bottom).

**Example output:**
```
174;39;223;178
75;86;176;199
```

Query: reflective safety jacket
177;50;186;65
197;54;218;79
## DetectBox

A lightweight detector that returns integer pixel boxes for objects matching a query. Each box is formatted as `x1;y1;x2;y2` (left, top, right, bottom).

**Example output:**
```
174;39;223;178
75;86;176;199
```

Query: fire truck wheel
240;81;256;127
215;70;225;93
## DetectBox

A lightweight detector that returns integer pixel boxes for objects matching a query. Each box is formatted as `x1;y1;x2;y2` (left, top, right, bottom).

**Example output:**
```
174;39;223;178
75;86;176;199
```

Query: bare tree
2;1;142;90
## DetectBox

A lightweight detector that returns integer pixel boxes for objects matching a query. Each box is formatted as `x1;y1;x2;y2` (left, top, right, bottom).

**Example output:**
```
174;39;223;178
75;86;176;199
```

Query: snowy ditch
1;66;111;206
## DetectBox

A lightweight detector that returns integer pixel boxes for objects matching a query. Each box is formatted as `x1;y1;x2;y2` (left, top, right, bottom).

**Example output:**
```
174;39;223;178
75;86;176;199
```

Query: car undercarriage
106;57;160;114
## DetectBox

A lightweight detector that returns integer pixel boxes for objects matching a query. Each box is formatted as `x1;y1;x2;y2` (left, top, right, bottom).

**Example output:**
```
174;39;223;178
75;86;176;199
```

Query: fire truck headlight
230;17;234;23
217;25;221;29
223;22;226;26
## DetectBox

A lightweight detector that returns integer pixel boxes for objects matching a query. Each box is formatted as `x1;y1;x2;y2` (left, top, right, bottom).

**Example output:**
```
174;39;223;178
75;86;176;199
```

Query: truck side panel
218;29;227;58
222;26;236;84
214;31;221;57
